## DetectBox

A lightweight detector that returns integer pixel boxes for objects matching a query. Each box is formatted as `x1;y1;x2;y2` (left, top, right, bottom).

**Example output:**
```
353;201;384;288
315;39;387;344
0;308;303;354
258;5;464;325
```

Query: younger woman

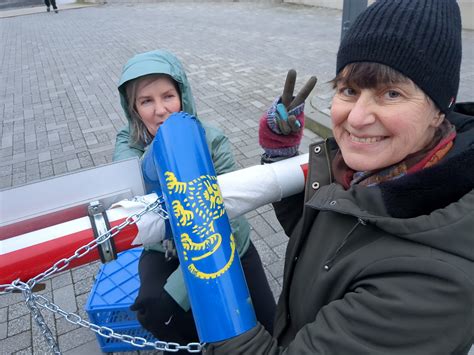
112;50;276;348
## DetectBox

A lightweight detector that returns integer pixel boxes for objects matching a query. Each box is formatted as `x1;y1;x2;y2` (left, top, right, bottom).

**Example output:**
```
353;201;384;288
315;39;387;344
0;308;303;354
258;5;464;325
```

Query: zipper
323;217;367;270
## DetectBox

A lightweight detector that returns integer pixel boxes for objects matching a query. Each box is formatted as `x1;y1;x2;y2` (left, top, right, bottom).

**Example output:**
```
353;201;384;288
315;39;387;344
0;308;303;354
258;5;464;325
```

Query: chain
30;292;202;353
0;196;203;353
16;280;61;354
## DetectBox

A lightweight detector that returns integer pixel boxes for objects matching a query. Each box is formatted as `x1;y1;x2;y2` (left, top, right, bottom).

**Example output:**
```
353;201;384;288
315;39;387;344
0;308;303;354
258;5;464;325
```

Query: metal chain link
16;280;61;355
0;196;203;353
30;292;203;353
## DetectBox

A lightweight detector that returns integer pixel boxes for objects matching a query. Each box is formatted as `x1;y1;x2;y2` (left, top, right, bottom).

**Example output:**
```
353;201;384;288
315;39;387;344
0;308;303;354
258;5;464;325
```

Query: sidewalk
0;2;472;354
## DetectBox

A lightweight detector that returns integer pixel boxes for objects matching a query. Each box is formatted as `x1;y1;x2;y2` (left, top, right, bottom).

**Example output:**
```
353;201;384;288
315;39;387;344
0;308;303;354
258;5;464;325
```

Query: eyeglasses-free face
331;79;444;172
135;76;182;137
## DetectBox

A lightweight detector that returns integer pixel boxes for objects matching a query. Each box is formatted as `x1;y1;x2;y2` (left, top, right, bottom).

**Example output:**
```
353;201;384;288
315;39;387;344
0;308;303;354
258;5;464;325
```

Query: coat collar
306;109;474;219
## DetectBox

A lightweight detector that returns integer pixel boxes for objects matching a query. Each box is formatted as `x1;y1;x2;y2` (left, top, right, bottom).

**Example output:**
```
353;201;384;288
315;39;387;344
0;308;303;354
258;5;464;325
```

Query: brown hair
331;62;410;90
125;74;181;145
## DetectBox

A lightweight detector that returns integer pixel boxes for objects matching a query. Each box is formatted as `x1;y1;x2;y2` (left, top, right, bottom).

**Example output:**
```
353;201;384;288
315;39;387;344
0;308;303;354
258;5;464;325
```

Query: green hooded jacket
112;50;250;311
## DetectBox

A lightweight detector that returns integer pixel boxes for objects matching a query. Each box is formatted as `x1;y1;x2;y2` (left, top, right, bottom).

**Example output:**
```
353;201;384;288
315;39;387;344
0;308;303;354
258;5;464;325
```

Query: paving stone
12;347;33;355
0;330;31;354
57;326;97;352
263;267;275;284
7;302;29;320
136;350;162;355
268;278;283;302
248;214;275;239
266;259;286;279
1;134;13;148
0;307;7;324
11;152;26;163
0;165;12;177
66;158;81;171
7;314;31;337
52;284;77;316
248;230;262;244
56;290;90;337
24;142;37;152
62;340;103;355
256;204;273;214
59;131;73;144
0;322;7;340
0;293;23;314
55;315;81;337
261;210;284;233
275;275;284;289
77;151;94;168
253;239;280;267
47;131;60;144
71;262;100;283
53;161;68;175
273;242;288;260
242;146;263;159
37;151;51;163
26;172;40;183
0;147;13;159
73;277;95;297
51;271;73;290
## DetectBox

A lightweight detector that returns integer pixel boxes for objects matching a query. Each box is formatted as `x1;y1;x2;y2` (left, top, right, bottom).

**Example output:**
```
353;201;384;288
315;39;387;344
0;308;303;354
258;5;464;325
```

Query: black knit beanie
337;0;462;113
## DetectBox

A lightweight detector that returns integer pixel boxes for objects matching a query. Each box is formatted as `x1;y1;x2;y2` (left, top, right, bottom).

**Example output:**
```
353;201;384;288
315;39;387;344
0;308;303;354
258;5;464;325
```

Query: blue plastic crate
85;247;159;352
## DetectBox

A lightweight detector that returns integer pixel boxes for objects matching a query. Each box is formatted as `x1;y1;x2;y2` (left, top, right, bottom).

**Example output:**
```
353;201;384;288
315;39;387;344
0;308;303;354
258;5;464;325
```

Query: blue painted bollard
141;112;257;343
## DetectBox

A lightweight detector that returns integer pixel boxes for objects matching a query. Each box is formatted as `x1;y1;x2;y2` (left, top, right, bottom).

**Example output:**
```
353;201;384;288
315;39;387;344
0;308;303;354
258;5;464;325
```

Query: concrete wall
80;0;473;30
284;0;374;10
460;1;474;30
285;0;474;30
81;0;283;3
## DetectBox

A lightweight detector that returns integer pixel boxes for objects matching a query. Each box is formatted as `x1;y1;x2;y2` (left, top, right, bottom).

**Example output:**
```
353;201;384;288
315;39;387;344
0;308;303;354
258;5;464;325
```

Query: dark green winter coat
206;108;474;354
112;50;250;311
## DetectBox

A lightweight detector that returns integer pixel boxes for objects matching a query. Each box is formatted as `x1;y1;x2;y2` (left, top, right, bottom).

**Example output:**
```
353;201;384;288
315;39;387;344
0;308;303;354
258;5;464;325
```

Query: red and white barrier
0;154;308;286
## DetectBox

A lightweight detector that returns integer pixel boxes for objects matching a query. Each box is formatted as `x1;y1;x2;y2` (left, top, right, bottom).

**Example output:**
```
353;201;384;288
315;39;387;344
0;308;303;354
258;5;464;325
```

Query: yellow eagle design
165;171;235;279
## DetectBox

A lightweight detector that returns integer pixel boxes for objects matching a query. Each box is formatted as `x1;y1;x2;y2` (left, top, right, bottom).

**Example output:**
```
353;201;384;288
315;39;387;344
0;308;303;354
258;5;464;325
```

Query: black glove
130;289;177;336
131;288;198;343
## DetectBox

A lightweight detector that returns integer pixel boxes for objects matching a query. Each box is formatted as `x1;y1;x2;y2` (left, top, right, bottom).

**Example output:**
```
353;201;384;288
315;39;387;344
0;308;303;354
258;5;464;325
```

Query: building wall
285;0;474;30
81;0;473;30
82;0;283;3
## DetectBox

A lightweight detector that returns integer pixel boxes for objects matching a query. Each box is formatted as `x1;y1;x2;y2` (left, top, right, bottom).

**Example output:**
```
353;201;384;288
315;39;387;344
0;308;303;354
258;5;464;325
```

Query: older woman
205;0;473;354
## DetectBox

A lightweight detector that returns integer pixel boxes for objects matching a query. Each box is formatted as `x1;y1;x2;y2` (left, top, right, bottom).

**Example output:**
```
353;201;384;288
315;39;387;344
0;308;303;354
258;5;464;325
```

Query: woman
112;50;276;348
205;0;473;353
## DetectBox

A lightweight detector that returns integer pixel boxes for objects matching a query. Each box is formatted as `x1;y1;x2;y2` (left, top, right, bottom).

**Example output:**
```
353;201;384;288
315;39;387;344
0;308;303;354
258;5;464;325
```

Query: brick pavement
0;2;473;354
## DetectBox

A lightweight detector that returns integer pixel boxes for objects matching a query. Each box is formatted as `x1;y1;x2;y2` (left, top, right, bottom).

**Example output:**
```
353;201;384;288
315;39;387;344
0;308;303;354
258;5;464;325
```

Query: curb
305;95;333;139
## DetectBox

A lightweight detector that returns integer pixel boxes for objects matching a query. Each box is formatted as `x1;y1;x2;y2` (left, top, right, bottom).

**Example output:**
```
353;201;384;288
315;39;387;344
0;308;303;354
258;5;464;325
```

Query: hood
118;49;197;124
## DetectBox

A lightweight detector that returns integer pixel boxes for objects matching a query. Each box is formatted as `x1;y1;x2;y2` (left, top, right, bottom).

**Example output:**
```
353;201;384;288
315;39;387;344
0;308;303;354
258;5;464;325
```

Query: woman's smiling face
331;70;443;172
